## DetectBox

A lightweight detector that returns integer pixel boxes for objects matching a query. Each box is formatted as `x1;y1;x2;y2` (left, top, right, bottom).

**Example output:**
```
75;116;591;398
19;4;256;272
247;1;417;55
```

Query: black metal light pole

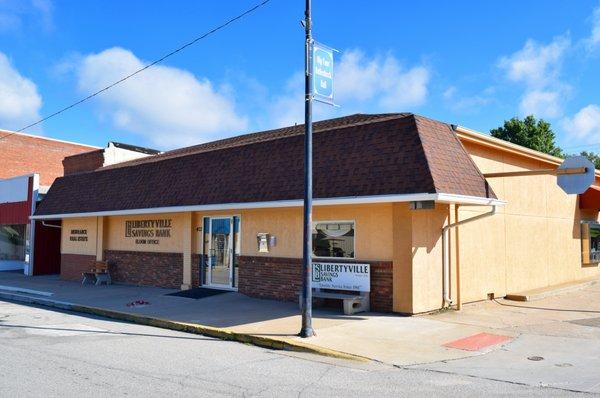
300;0;314;338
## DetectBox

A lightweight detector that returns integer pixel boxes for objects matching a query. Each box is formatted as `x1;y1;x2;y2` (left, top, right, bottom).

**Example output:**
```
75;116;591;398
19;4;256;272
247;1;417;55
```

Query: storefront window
312;221;355;259
0;224;27;262
582;222;600;264
590;223;600;263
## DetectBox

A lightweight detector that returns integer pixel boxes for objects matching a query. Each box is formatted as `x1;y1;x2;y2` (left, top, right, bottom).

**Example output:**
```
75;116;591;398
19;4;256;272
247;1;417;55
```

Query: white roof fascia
30;192;507;220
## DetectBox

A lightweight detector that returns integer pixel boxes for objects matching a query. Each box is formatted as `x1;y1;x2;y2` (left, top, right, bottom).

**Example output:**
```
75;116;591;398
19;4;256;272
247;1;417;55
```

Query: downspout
41;221;62;229
442;205;497;307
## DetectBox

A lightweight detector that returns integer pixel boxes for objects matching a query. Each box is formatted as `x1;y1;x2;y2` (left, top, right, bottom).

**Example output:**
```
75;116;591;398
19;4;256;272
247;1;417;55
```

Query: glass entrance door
202;216;239;289
208;217;232;287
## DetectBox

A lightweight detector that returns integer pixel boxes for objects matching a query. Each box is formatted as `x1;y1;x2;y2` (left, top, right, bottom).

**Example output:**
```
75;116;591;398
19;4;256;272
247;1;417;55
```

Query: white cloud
499;36;569;87
442;85;493;113
76;47;248;148
336;50;429;109
0;0;53;33
498;36;570;118
0;52;42;130
266;49;430;128
519;90;562;118
562;104;600;143
585;5;600;51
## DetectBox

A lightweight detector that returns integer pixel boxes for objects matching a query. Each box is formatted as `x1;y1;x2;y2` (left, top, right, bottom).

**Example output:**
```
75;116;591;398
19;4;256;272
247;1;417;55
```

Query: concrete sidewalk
0;272;512;365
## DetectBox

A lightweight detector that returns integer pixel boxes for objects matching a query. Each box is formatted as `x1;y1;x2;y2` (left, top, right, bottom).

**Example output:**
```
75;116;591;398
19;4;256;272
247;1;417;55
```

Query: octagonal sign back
557;156;595;195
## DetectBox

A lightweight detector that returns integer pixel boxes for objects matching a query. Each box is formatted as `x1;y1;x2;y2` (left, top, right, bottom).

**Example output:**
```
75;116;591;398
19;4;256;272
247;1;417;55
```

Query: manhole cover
527;356;544;361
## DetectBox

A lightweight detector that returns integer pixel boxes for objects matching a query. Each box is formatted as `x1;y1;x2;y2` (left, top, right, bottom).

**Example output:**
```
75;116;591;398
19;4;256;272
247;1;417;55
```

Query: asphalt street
0;300;586;397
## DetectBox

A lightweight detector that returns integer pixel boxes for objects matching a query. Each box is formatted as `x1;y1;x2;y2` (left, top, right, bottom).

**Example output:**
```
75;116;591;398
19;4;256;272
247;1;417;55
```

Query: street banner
312;42;335;105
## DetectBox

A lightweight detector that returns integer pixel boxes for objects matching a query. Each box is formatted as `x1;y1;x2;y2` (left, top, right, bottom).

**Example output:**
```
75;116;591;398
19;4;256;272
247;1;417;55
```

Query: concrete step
505;277;600;302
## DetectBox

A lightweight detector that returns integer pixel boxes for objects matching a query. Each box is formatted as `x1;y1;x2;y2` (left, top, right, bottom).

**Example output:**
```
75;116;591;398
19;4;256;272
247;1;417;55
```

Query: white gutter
442;205;497;307
31;192;506;220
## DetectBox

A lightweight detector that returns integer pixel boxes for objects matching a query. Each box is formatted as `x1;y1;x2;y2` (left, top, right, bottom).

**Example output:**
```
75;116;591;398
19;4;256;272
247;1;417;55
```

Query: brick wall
60;253;96;281
237;256;394;312
191;254;201;287
238;256;303;302
370;261;393;312
0;132;95;186
104;250;183;289
63;149;105;176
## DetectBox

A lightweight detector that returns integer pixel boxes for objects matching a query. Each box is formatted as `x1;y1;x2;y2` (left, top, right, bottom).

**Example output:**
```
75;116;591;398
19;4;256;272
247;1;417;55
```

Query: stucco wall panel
61;217;98;256
458;207;507;303
392;203;413;313
105;213;186;253
410;206;447;314
461;140;600;300
192;204;393;261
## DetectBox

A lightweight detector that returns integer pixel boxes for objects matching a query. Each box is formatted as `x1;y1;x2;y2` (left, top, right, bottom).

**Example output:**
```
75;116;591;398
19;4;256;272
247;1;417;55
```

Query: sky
1;0;600;153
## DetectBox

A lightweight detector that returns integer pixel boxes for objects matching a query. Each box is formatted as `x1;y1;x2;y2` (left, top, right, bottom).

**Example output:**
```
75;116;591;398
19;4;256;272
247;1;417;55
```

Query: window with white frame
312;221;355;259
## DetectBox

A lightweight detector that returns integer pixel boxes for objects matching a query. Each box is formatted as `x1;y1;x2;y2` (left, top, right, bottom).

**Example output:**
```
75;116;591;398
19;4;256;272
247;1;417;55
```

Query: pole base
299;327;315;338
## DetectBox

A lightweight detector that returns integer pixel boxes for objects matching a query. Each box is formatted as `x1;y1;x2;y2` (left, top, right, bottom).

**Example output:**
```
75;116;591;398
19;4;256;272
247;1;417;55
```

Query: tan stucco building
32;114;600;314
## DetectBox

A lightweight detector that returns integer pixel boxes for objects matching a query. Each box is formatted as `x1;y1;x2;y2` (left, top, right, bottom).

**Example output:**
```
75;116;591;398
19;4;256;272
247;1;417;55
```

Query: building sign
313;42;335;105
312;262;370;292
125;219;172;245
69;229;88;242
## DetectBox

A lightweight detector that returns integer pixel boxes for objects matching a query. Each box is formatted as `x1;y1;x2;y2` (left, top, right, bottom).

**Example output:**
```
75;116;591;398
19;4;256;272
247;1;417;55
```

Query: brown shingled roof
34;113;495;216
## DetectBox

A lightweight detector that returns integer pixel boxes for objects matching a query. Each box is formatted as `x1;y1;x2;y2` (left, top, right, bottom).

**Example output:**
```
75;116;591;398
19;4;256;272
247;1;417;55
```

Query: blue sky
1;0;600;152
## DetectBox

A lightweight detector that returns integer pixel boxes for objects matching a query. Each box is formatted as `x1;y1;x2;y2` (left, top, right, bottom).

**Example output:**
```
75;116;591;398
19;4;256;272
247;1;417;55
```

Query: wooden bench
298;288;370;315
82;261;112;286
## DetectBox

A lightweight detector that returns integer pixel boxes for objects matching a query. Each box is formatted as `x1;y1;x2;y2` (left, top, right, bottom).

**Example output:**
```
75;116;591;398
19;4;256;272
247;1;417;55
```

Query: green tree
490;115;564;157
578;151;600;170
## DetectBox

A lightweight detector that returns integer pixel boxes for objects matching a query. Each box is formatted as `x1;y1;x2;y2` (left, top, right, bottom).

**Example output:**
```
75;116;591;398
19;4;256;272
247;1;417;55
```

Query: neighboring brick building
0;129;159;275
0;129;98;188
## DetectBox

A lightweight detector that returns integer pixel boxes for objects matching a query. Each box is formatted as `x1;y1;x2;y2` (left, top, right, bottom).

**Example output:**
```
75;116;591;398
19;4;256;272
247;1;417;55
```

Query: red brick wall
0;132;95;186
237;256;394;312
238;256;303;302
104;250;183;289
60;253;96;281
370;261;393;312
191;254;201;287
63;149;105;176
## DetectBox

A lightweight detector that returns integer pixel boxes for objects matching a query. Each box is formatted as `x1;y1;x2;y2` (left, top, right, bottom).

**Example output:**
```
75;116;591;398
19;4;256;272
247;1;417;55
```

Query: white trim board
31;193;507;220
0;129;100;149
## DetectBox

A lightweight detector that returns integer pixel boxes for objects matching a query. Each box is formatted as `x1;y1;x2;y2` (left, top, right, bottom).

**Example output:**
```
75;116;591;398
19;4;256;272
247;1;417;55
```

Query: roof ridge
410;115;439;194
97;113;411;173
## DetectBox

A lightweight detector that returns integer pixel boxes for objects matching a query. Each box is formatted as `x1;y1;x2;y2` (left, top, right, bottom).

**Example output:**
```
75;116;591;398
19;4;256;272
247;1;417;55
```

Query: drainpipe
442;205;497;307
41;221;61;229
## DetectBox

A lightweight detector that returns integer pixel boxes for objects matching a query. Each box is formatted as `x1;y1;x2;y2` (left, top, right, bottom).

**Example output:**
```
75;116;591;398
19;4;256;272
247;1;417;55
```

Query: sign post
300;0;314;338
300;0;336;338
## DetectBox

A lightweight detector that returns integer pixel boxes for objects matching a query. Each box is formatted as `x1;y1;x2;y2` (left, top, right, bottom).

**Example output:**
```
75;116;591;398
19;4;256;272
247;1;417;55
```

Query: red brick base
191;254;201;287
60;253;96;281
104;250;183;289
237;256;394;312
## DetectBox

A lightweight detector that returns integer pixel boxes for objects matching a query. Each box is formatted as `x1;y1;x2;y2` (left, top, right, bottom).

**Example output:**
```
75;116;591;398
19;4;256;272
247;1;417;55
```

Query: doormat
166;288;231;299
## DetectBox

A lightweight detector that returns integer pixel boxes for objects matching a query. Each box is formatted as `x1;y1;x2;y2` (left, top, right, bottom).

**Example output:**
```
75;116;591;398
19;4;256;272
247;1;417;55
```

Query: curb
0;291;369;363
